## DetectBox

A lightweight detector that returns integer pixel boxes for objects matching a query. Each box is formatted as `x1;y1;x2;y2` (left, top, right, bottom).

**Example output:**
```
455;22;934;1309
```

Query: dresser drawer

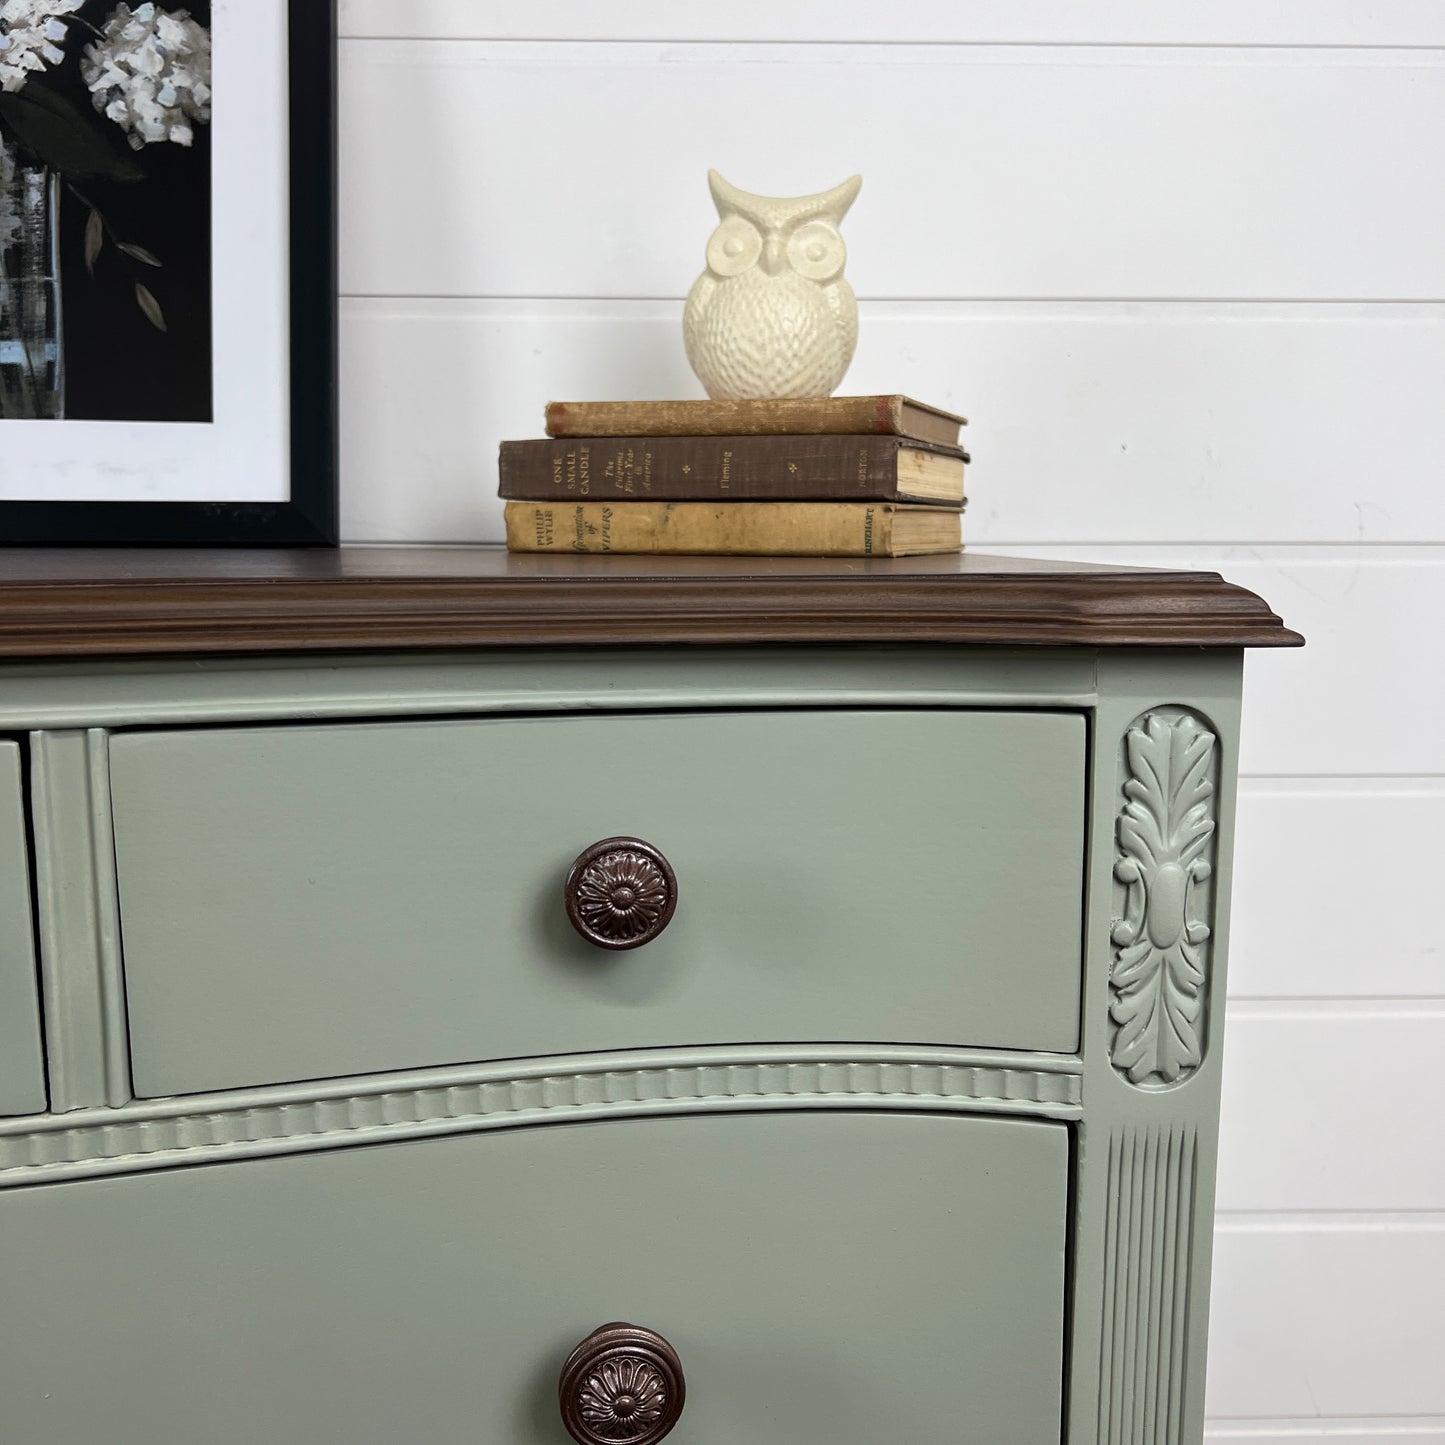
0;1110;1067;1443
110;709;1086;1097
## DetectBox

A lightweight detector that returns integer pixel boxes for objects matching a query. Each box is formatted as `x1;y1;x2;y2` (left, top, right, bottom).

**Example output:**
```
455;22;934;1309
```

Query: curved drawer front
110;709;1086;1097
0;1110;1068;1444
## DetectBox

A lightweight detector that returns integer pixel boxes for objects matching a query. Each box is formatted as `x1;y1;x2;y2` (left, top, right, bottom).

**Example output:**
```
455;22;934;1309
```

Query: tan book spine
505;501;946;556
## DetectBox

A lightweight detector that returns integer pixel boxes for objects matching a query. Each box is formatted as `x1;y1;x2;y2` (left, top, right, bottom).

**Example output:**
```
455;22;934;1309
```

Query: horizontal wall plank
1230;780;1445;998
338;299;1445;546
1216;1006;1445;1212
338;43;1445;300
339;1;1445;48
990;546;1445;777
1206;1420;1445;1442
1205;1219;1445;1419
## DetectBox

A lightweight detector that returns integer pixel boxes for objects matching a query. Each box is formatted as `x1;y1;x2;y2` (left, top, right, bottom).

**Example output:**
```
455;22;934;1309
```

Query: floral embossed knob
565;838;678;950
559;1322;686;1445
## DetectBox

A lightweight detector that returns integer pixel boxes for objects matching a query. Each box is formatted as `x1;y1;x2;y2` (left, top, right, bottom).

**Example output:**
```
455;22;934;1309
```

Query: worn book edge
503;501;963;557
544;395;967;446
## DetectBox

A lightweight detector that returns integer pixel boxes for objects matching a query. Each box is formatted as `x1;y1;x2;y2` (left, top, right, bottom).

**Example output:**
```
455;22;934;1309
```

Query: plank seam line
338;293;1445;307
341;36;1445;55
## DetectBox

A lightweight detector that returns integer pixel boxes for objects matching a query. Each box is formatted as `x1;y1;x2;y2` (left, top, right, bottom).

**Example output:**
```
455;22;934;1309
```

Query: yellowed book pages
504;501;962;557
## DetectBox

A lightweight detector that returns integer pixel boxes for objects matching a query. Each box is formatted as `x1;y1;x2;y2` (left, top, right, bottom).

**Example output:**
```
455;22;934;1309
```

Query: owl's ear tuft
823;174;863;221
708;169;746;217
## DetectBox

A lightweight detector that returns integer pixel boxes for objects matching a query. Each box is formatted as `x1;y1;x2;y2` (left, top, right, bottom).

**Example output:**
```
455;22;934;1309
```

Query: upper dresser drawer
109;710;1086;1098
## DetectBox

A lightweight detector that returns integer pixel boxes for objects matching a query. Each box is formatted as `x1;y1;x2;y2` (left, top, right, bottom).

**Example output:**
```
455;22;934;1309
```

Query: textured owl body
683;170;862;401
684;269;857;400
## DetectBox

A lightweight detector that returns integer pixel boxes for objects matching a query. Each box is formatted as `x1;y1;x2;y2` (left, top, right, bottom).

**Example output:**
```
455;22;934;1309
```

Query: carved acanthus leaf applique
1110;711;1217;1086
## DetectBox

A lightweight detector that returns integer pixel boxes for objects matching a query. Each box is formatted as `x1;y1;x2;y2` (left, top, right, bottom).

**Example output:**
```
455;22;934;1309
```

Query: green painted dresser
0;549;1300;1445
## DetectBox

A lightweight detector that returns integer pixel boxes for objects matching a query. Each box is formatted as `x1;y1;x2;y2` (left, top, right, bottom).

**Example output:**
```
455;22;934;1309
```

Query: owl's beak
760;235;786;276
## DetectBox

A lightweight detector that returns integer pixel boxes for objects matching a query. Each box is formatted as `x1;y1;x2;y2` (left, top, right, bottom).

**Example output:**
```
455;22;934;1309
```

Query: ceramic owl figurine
683;170;861;400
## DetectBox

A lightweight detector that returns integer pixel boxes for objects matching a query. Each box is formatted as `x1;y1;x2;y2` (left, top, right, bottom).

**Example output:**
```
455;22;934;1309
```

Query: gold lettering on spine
552;446;591;496
600;445;653;496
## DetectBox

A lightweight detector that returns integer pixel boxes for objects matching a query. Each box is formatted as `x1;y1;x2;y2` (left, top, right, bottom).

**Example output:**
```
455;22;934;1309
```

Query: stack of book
498;395;967;557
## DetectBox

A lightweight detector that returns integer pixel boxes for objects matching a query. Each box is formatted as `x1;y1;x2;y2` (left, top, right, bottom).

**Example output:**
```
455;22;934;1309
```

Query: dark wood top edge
0;558;1303;657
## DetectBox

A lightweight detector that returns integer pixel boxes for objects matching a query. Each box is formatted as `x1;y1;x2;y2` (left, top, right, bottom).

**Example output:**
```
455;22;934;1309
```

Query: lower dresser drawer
108;709;1087;1096
0;1110;1067;1444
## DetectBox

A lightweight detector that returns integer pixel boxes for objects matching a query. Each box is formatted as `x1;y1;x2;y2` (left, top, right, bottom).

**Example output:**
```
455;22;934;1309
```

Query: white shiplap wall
334;5;1445;1439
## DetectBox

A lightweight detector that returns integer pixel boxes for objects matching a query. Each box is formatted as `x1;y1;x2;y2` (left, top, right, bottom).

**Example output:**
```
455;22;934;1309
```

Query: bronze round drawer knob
559;1322;686;1445
565;837;678;951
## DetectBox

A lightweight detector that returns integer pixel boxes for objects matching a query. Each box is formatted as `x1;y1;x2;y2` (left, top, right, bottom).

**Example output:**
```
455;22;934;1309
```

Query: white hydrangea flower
80;2;210;149
0;0;86;94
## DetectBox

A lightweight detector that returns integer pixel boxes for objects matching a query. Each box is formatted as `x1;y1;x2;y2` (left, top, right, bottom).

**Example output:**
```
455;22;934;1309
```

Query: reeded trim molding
0;1045;1082;1186
1097;1123;1199;1445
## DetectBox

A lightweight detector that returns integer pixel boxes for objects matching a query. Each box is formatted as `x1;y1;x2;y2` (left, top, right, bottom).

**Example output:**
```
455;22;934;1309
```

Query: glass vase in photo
0;135;62;419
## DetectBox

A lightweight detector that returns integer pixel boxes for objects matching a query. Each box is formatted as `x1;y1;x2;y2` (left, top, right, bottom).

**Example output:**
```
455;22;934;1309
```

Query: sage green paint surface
0;741;46;1115
109;709;1086;1098
27;730;130;1111
0;642;1253;1445
0;645;1097;731
0;1110;1068;1445
1065;650;1243;1445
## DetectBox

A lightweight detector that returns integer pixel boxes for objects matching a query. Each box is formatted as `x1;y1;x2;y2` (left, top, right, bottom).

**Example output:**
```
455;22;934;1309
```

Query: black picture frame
0;0;338;547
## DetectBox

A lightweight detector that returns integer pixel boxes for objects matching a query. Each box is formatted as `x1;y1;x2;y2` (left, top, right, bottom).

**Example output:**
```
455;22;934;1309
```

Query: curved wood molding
0;1044;1083;1186
0;548;1303;657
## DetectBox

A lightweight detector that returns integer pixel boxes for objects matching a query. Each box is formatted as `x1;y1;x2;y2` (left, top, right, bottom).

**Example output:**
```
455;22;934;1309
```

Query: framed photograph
0;0;336;544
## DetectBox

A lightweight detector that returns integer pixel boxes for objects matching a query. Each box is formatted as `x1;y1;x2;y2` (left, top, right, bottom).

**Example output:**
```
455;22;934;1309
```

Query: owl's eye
787;221;845;281
707;217;762;277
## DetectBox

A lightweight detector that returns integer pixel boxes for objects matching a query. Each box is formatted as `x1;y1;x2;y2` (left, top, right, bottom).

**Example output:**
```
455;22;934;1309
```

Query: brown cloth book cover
544;395;967;448
499;434;965;505
504;501;963;557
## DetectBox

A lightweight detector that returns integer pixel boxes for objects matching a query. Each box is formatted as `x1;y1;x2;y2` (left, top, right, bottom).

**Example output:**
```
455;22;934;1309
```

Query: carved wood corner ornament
1110;710;1218;1088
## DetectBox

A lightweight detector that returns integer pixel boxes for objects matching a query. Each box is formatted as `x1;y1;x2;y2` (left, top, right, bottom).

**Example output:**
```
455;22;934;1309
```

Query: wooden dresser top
0;548;1302;657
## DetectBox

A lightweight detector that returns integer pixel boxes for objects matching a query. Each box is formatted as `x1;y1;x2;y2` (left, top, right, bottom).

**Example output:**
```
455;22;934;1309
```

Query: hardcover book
544;395;967;448
503;501;962;557
499;435;965;505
